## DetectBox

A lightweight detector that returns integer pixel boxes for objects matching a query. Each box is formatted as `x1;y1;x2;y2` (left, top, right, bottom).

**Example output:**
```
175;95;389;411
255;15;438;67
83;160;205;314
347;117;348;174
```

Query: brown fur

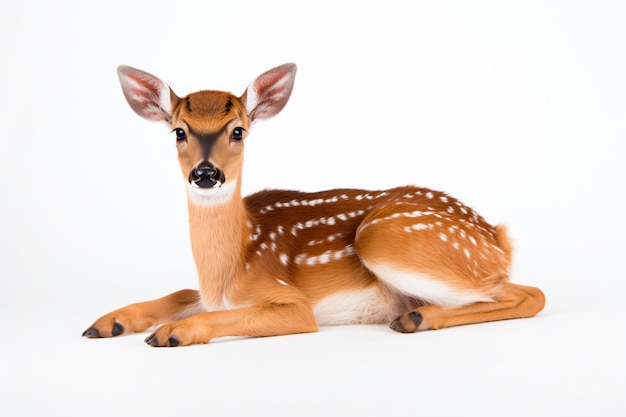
83;64;545;347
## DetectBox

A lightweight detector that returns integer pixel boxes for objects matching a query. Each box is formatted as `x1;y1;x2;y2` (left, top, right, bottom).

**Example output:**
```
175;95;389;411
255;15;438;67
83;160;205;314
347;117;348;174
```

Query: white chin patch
186;179;237;206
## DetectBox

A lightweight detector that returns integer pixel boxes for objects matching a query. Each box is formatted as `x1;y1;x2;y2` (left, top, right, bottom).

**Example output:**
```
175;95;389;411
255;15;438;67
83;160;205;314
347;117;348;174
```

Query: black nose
190;164;225;189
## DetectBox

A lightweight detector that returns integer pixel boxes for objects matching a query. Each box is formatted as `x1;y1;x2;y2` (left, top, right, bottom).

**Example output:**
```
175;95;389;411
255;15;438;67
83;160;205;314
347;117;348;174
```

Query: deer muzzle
190;164;226;189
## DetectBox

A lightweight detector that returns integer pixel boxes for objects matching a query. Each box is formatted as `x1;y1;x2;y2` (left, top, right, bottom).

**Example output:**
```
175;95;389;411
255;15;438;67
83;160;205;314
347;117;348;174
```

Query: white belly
313;286;403;326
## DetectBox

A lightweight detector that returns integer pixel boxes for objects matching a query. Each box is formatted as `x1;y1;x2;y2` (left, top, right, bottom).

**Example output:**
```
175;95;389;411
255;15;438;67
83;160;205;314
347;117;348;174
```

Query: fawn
83;63;545;347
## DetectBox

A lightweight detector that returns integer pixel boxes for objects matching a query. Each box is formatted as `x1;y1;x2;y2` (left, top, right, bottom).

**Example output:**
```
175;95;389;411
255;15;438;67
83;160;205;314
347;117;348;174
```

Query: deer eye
232;127;244;141
173;128;187;142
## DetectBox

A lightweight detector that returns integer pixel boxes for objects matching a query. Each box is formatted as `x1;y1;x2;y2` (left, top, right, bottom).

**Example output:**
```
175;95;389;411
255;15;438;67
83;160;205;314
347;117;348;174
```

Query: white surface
1;1;625;416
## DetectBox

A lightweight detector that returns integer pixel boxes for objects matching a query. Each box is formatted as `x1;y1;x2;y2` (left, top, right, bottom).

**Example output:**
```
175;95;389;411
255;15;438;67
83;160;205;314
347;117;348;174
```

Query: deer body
83;64;545;347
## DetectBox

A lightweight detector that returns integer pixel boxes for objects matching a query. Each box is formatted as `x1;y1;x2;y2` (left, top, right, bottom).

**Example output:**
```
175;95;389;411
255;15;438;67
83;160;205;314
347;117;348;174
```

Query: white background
1;1;625;416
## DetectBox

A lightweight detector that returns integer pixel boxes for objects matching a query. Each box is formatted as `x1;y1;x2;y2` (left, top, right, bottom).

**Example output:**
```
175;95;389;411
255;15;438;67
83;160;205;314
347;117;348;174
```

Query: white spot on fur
249;225;262;241
307;232;344;246
291;222;304;236
279;253;289;265
491;244;505;254
295;245;355;266
348;210;365;218
318;252;331;264
359;210;438;232
276;279;288;286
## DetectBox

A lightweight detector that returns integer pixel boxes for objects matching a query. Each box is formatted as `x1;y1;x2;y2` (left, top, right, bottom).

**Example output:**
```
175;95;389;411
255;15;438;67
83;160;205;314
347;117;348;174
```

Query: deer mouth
193;177;223;189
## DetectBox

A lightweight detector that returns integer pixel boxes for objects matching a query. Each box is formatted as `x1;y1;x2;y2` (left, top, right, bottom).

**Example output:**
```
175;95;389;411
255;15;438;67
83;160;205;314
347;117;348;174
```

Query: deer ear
117;66;180;124
241;63;296;124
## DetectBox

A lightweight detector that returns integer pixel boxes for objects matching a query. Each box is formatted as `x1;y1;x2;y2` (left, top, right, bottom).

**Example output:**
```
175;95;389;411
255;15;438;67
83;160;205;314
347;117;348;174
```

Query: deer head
117;63;297;206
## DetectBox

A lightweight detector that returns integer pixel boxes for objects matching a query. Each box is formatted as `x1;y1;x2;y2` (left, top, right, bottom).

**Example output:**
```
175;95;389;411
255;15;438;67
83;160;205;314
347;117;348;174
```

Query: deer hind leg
362;259;546;332
354;205;545;333
388;282;545;332
82;289;204;338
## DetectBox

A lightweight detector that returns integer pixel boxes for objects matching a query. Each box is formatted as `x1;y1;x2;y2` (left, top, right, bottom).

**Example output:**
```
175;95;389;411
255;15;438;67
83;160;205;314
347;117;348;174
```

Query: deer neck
186;180;248;310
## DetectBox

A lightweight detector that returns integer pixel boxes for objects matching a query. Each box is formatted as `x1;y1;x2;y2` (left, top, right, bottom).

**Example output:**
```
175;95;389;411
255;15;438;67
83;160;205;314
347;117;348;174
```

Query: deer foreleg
82;289;203;338
144;302;319;347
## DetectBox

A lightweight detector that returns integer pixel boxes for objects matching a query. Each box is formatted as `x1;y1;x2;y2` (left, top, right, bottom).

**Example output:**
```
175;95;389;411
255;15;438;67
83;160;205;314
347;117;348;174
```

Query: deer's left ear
241;63;297;124
117;66;181;125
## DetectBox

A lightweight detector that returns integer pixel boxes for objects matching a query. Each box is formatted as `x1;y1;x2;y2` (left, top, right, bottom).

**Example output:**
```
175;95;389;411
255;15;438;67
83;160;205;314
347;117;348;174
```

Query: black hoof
145;336;159;347
82;327;100;338
389;311;423;333
409;311;423;327
168;336;179;347
112;322;124;337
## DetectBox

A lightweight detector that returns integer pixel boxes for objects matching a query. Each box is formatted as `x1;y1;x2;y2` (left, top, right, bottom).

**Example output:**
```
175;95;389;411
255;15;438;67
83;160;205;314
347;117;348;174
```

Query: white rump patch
366;263;493;308
186;179;238;206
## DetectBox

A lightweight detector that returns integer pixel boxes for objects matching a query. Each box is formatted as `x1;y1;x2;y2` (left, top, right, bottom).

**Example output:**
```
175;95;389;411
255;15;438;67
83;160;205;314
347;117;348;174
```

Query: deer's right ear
117;66;180;124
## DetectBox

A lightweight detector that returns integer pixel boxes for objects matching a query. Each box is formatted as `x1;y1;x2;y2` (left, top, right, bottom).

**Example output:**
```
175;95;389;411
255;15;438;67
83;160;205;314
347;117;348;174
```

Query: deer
82;63;545;347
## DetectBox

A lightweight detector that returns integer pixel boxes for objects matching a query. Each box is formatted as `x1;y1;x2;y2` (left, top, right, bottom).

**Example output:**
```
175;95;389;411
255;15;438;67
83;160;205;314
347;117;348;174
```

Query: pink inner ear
255;68;292;97
119;66;174;122
130;87;159;109
125;73;162;102
248;64;296;122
